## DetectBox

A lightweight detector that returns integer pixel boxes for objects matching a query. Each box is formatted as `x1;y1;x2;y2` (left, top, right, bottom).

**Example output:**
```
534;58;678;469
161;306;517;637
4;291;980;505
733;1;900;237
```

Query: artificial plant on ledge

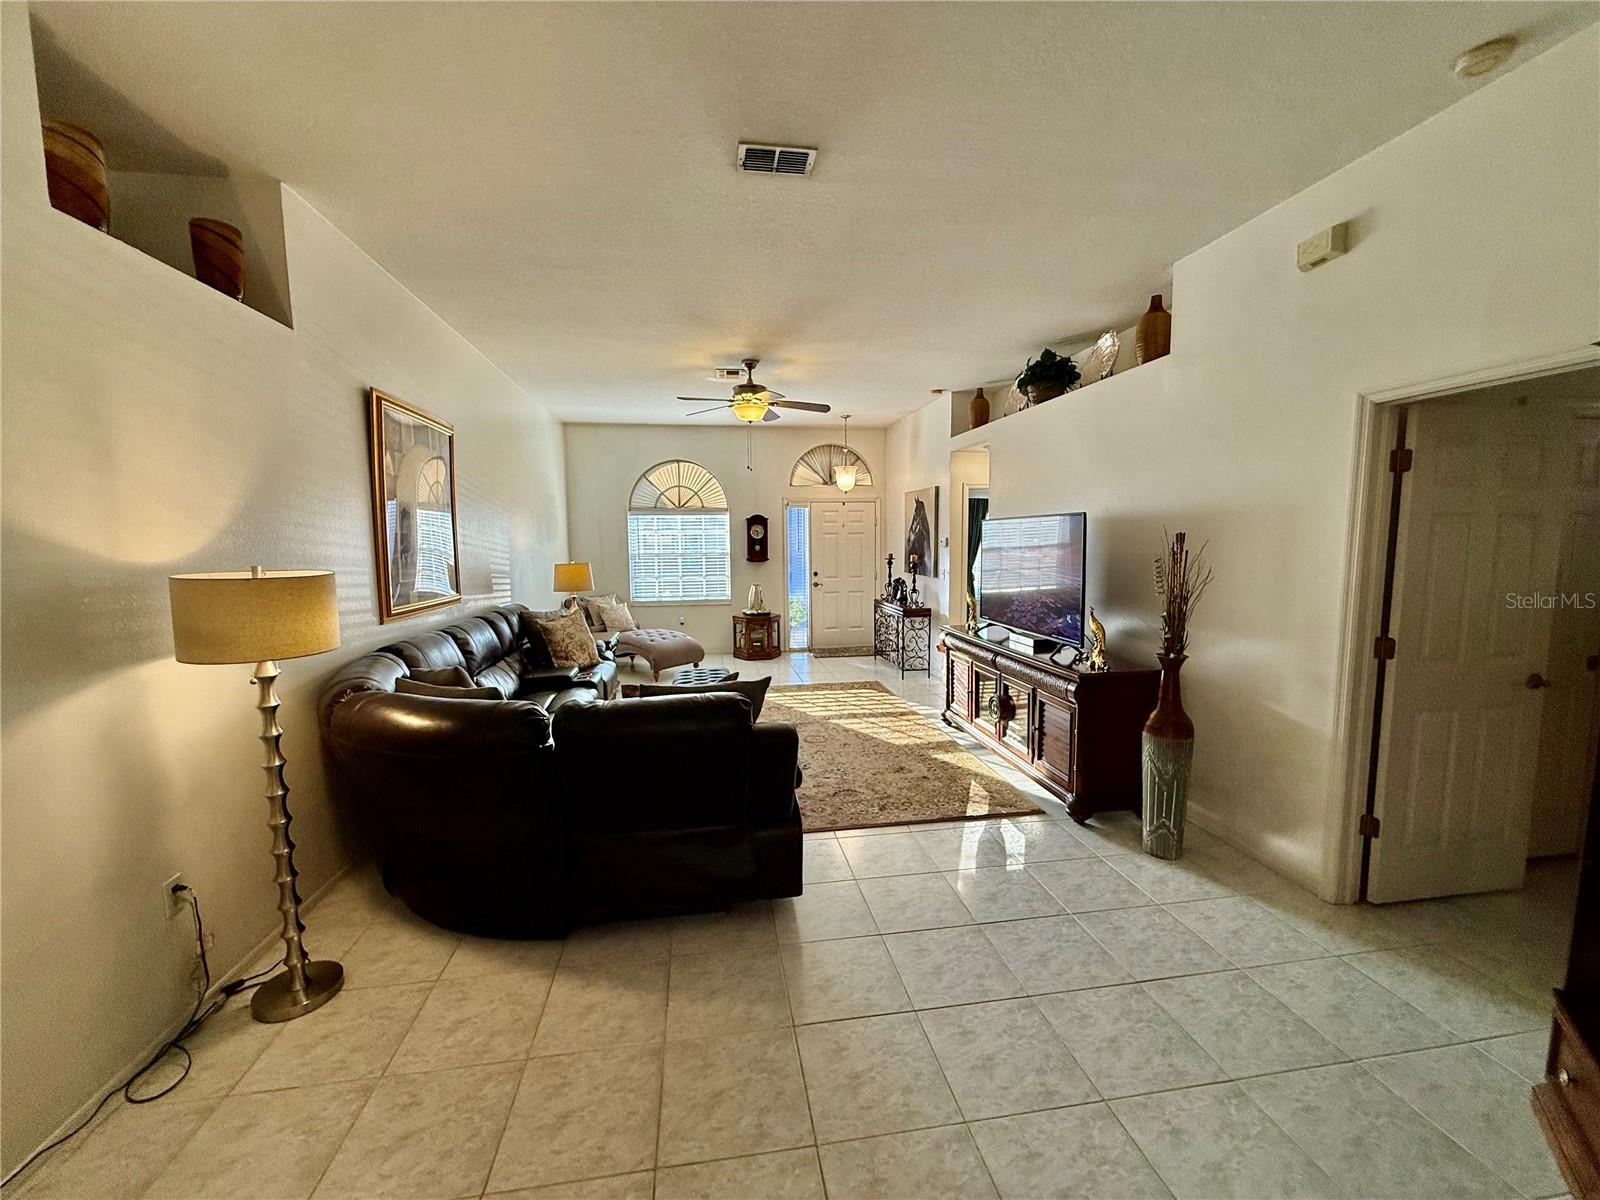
1142;530;1213;860
1015;347;1080;407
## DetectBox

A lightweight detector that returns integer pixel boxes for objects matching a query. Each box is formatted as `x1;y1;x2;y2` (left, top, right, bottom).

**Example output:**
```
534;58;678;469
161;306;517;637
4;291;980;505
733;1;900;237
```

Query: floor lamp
168;566;344;1023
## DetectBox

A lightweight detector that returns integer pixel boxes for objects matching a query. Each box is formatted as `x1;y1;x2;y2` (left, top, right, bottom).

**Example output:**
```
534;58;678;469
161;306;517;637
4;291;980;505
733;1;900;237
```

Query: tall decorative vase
189;218;246;300
969;387;990;429
1141;652;1193;859
1135;294;1171;364
42;121;109;231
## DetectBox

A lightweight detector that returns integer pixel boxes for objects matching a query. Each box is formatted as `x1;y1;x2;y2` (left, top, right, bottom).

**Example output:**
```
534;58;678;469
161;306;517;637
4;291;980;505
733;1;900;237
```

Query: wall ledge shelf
950;354;1175;448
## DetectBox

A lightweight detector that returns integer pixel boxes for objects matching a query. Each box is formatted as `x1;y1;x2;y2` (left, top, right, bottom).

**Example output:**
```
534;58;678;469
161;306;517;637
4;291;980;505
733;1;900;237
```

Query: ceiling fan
678;358;831;423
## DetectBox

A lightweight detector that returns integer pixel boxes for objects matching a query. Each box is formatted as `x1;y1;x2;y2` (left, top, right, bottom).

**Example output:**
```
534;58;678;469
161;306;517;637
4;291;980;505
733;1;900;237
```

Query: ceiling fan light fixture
731;397;769;423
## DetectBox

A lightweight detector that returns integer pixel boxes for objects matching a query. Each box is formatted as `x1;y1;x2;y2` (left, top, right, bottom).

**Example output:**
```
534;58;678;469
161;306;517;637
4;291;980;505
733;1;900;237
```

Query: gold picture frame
367;388;461;622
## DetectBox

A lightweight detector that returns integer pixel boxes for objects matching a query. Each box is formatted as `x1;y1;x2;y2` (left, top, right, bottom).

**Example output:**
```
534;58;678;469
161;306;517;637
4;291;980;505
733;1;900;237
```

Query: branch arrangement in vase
1153;530;1213;657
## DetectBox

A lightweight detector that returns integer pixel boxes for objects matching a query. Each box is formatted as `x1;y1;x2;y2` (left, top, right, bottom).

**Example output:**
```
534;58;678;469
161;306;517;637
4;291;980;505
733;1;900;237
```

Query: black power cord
1;884;274;1189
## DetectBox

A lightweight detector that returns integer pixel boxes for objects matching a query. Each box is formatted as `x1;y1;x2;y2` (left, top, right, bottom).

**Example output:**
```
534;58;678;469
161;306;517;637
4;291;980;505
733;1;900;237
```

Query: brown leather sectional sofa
318;603;802;936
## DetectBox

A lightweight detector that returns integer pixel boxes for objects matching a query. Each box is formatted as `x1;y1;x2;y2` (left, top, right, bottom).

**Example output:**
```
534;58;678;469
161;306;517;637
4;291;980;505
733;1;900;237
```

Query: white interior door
1369;394;1566;902
1528;409;1600;856
810;500;877;649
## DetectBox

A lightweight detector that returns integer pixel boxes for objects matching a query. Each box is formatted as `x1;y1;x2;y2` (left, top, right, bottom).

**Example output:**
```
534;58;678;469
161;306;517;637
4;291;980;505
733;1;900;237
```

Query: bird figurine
1082;607;1109;672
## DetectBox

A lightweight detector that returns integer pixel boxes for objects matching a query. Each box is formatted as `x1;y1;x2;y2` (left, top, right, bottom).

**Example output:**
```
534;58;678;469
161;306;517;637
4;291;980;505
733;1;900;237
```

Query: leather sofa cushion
396;677;504;700
553;693;753;829
475;653;526;700
410;666;475;688
446;616;512;674
382;629;470;674
525;687;601;714
634;676;771;721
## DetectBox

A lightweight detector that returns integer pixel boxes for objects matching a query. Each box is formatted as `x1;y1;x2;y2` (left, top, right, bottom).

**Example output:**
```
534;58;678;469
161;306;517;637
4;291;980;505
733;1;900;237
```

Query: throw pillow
633;675;771;721
395;677;504;700
407;666;476;688
578;594;615;630
590;595;638;633
530;608;601;669
517;608;566;668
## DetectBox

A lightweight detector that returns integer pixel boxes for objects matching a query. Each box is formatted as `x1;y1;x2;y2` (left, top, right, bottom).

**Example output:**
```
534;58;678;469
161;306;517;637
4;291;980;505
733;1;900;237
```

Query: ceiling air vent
737;142;816;177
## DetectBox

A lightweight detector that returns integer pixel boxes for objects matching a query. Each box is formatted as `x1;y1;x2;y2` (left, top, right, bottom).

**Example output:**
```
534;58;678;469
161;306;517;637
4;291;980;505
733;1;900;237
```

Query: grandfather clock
746;515;769;562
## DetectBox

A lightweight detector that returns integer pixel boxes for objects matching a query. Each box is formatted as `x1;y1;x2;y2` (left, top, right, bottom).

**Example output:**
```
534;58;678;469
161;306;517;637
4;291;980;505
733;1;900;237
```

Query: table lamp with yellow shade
168;566;343;1023
553;561;594;612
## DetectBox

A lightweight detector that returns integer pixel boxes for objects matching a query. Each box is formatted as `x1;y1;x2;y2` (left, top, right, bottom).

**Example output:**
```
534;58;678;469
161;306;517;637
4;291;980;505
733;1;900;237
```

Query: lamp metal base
250;959;345;1023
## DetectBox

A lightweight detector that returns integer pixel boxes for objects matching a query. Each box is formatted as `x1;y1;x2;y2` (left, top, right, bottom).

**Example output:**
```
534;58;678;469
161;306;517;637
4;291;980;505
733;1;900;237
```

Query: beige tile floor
11;651;1578;1200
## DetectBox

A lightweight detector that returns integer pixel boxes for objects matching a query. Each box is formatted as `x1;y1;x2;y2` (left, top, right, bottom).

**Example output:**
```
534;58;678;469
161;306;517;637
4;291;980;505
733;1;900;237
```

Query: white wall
883;400;960;625
883;25;1600;896
564;423;888;652
0;8;568;1174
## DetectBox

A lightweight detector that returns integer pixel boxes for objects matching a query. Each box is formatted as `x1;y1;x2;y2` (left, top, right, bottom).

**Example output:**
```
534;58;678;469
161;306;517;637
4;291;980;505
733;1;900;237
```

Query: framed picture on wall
905;485;939;578
367;387;461;622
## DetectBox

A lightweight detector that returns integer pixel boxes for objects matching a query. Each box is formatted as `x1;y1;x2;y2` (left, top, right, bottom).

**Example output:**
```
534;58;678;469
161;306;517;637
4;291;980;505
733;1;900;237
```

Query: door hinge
1373;635;1397;661
1389;447;1413;474
1358;813;1381;839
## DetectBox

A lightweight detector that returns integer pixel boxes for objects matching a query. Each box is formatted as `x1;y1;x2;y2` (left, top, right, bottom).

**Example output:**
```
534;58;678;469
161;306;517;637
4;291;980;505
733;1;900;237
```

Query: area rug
764;681;1043;831
808;645;874;658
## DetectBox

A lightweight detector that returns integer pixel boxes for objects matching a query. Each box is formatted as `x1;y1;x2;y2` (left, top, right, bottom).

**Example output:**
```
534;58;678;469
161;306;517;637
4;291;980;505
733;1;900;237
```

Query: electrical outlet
164;873;189;919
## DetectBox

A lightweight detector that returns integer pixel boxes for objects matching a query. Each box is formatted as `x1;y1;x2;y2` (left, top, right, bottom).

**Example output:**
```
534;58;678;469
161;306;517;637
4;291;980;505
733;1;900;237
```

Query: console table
874;599;933;677
940;626;1158;822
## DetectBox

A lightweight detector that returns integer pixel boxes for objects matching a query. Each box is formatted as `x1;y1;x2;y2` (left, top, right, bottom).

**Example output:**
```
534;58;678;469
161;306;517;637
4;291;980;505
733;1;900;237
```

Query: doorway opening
1354;362;1600;905
951;449;991;629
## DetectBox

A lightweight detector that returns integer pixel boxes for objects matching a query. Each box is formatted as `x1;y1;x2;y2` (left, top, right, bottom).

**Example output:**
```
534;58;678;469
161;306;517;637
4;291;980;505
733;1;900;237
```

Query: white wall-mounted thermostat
1297;222;1348;272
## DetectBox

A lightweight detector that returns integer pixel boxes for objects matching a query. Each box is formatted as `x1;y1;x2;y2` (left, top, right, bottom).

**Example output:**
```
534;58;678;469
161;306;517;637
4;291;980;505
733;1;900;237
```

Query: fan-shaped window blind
627;460;731;603
790;444;873;489
630;460;728;510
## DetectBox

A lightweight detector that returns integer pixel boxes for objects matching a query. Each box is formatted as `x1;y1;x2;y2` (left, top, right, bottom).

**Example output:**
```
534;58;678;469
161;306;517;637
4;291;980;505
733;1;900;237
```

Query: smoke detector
737;143;817;176
710;367;746;381
1454;36;1517;79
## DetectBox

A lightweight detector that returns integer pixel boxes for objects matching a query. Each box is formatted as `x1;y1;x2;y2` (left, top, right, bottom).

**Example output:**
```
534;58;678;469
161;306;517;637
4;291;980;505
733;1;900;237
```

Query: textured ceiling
29;2;1597;426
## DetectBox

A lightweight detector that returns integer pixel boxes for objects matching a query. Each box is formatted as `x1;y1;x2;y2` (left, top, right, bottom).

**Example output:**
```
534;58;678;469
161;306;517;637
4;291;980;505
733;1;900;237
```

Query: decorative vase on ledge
42;121;109;232
1141;652;1193;859
1135;294;1171;364
969;387;990;429
189;218;246;301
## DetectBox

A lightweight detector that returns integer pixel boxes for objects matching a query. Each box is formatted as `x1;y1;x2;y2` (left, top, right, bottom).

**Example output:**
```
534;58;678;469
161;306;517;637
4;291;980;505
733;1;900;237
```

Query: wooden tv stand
940;626;1159;823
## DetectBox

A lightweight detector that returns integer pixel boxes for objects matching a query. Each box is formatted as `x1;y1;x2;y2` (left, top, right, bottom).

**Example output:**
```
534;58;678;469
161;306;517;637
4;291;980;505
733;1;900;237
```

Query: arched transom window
791;444;873;489
630;459;728;510
627;460;731;603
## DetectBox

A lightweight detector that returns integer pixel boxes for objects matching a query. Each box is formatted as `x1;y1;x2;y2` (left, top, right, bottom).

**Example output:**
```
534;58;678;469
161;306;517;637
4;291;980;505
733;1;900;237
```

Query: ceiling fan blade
677;396;730;403
683;406;727;417
761;408;781;422
763;390;786;401
770;400;832;413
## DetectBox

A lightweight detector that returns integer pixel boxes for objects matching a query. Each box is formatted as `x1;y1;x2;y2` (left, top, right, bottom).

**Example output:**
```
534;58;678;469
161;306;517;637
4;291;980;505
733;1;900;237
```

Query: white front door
1528;409;1600;856
1369;394;1567;902
810;500;877;649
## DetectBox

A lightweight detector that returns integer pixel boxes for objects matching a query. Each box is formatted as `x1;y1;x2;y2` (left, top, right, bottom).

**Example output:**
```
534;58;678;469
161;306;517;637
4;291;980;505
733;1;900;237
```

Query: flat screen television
977;512;1087;646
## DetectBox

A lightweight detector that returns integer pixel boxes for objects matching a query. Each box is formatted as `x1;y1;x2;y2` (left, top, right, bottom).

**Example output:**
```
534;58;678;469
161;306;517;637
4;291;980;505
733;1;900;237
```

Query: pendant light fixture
833;414;858;493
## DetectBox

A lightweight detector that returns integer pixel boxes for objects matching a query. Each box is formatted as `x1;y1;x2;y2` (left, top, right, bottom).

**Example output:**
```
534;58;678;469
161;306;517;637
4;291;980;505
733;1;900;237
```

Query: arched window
790;444;873;489
629;459;728;510
628;460;731;603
